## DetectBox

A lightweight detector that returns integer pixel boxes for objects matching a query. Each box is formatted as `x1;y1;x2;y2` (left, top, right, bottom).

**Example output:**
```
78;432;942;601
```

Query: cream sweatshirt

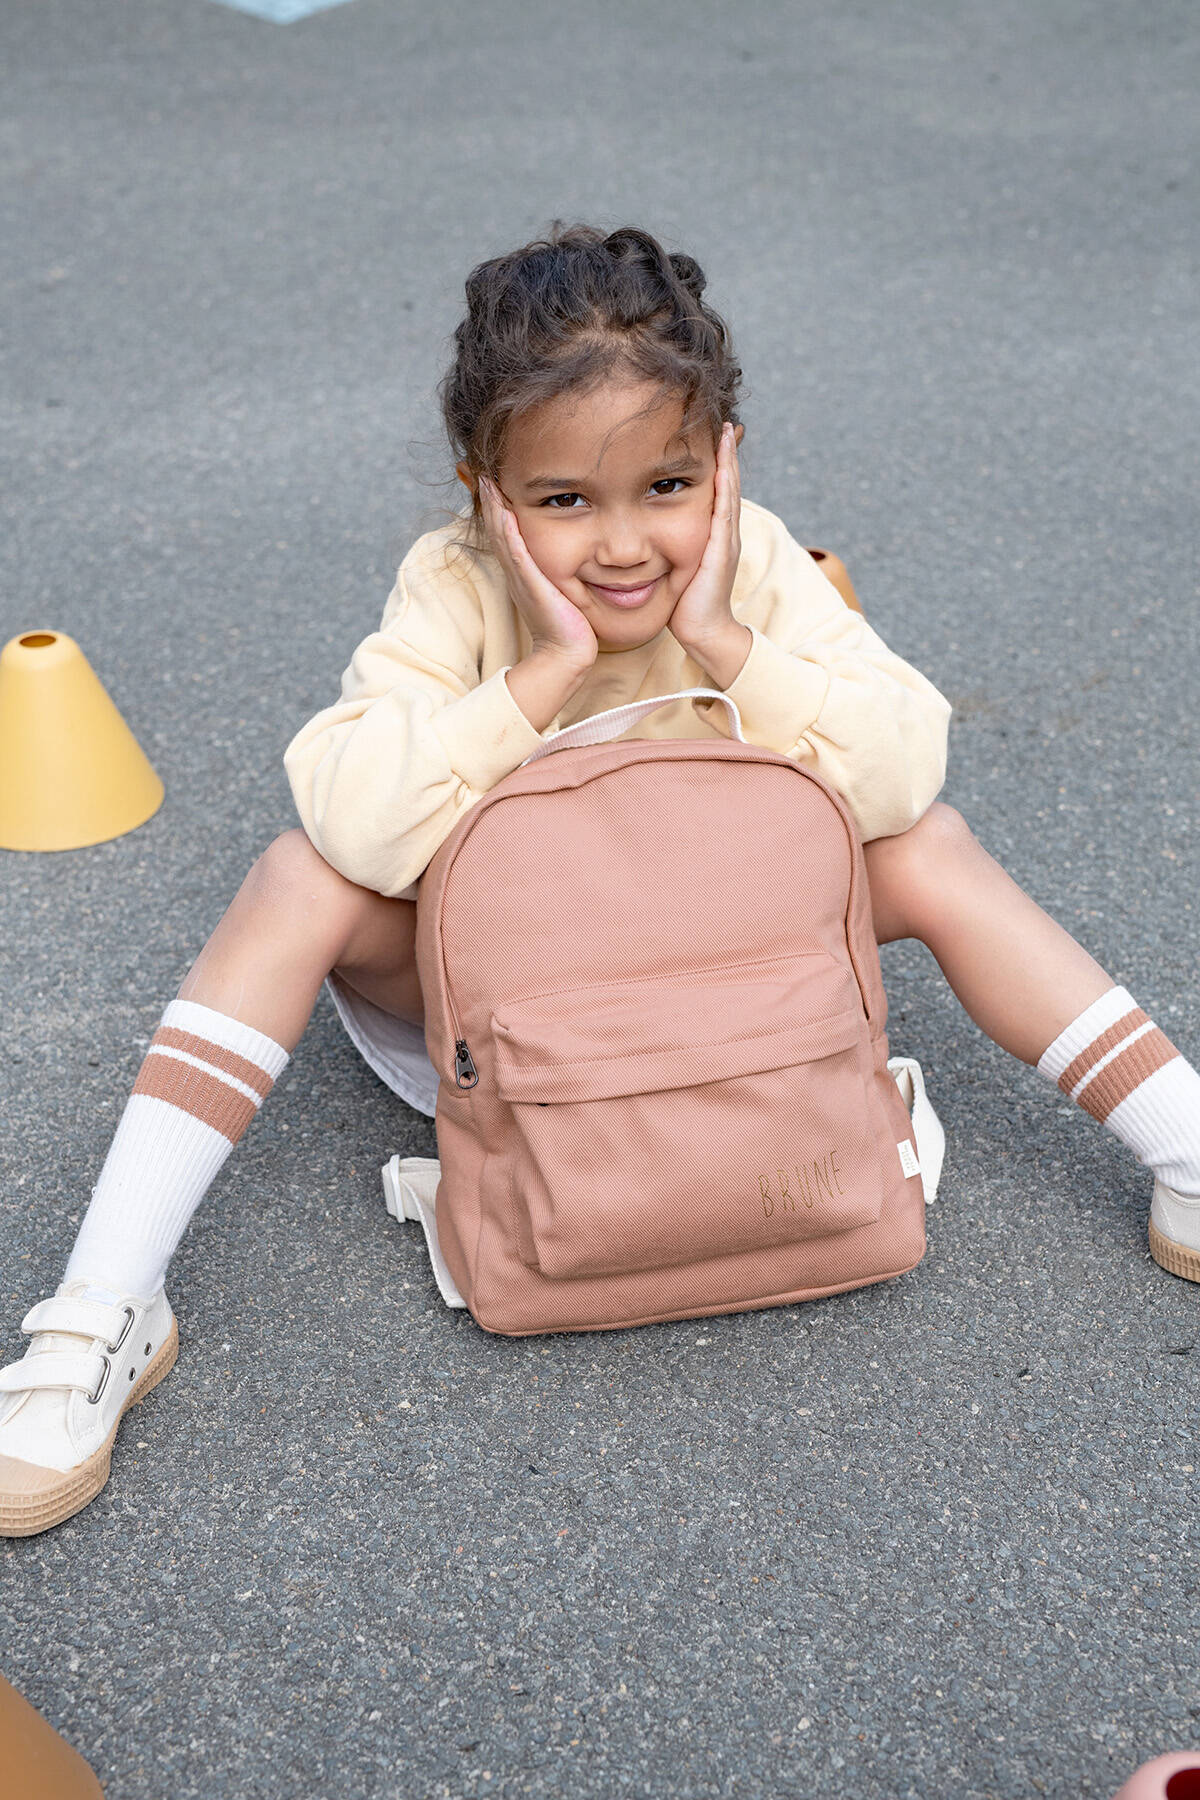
284;498;953;900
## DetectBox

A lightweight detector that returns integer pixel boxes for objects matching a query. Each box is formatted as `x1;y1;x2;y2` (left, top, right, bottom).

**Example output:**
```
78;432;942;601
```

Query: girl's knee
871;801;975;868
248;835;418;1000
246;829;367;925
863;803;978;941
902;801;977;860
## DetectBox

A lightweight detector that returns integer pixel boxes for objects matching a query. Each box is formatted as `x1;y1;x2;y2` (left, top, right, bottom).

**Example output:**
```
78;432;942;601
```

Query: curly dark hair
439;221;743;543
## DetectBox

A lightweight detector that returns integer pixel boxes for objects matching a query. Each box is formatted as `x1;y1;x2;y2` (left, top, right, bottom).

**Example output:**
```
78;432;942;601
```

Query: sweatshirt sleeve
283;539;545;897
691;512;953;843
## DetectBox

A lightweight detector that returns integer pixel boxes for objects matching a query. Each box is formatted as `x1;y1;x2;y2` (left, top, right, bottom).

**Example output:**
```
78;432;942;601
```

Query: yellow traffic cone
0;629;164;851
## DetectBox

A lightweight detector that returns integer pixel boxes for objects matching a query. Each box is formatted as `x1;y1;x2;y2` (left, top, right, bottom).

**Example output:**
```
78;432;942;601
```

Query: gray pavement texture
1;1;1198;1796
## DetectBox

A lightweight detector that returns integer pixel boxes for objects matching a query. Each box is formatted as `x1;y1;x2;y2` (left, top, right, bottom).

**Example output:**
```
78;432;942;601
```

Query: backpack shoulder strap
886;1056;945;1204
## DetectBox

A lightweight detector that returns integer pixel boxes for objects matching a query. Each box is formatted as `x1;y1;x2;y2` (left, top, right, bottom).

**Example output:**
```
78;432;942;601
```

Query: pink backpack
383;687;944;1336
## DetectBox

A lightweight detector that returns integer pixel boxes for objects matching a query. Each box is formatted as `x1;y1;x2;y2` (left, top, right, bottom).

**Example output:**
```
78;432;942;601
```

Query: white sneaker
1148;1179;1200;1284
0;1278;178;1537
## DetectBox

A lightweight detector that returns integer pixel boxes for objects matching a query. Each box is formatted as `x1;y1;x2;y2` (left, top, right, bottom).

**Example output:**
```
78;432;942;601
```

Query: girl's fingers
486;480;520;550
725;427;741;566
481;475;507;526
480;478;517;560
727;430;741;527
482;480;531;574
721;424;736;516
710;429;728;521
492;496;553;596
499;502;529;562
718;428;737;522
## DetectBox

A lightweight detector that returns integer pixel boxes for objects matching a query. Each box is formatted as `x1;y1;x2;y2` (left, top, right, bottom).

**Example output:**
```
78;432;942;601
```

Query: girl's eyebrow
522;455;704;492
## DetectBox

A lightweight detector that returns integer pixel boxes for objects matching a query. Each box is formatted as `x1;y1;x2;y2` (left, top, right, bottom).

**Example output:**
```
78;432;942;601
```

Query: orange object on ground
0;629;163;851
0;1669;104;1798
1111;1751;1200;1797
805;545;864;614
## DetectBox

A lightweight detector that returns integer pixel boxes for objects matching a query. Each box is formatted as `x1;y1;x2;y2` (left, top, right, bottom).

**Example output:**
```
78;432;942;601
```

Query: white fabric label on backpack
897;1139;921;1180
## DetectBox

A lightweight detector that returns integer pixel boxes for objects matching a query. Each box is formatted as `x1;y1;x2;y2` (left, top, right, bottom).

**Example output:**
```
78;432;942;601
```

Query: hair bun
667;252;706;301
602;228;706;303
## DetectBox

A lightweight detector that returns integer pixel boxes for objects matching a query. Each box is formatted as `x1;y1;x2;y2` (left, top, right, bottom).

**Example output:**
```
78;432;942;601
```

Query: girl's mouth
585;576;662;610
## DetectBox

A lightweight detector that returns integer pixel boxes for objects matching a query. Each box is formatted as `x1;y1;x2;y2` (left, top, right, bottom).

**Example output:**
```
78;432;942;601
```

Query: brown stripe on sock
132;1052;260;1143
1072;1027;1182;1123
1057;1007;1150;1097
150;1025;276;1100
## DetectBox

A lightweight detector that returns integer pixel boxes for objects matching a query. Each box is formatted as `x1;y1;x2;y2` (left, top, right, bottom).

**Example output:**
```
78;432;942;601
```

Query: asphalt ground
1;2;1197;1796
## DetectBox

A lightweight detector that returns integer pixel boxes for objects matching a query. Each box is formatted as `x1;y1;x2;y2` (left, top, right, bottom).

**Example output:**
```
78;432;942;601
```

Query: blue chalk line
206;0;360;22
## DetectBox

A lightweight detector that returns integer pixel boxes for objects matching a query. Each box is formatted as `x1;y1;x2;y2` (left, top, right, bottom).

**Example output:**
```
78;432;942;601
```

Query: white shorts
324;969;439;1119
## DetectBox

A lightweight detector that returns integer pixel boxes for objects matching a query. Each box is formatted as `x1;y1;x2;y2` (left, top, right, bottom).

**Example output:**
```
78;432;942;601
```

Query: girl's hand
479;478;599;672
665;422;743;654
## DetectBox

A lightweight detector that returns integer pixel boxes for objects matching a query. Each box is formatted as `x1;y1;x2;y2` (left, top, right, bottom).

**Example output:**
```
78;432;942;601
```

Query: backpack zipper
453;1038;478;1089
437;857;479;1089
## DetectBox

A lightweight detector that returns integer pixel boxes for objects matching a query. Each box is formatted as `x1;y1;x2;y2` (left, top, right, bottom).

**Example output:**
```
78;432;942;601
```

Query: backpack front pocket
490;952;885;1281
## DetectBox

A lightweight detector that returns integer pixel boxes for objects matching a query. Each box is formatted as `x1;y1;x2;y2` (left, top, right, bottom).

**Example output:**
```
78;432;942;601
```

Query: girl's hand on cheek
479;478;599;672
665;423;743;655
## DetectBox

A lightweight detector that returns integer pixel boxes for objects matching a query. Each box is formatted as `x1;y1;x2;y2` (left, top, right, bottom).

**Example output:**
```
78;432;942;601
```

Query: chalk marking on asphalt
205;0;361;22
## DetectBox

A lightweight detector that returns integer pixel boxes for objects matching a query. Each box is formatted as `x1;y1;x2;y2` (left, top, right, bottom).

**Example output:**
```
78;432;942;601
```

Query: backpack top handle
521;687;745;765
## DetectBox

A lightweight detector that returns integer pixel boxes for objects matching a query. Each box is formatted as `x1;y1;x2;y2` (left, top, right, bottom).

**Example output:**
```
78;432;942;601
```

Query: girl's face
477;377;740;655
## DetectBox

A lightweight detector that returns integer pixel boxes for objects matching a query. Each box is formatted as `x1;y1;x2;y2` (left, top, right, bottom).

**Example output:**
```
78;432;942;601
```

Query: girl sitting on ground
2;221;1196;1538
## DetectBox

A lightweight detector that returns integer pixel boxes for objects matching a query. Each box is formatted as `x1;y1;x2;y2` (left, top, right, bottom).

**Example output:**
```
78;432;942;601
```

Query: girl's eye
540;479;690;508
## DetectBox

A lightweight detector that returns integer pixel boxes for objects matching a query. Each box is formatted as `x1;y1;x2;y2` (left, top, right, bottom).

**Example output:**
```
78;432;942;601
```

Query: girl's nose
594;512;652;570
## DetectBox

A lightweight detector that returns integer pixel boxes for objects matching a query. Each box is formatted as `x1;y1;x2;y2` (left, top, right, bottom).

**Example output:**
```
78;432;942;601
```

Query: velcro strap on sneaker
21;1296;131;1343
0;1349;109;1395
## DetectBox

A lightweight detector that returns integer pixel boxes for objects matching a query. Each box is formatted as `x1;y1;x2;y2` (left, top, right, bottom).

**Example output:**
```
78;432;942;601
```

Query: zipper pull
454;1039;478;1089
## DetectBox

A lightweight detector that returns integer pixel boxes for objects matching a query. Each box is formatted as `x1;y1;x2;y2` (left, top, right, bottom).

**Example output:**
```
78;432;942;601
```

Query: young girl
2;222;1197;1537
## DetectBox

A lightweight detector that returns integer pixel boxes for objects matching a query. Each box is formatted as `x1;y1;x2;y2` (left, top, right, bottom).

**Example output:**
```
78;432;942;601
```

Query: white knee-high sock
62;999;290;1299
1036;985;1200;1196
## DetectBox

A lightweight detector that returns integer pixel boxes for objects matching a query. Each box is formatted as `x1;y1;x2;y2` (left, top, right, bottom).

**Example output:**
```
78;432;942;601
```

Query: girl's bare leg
862;802;1116;1066
55;826;424;1304
176;827;424;1049
0;832;430;1536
